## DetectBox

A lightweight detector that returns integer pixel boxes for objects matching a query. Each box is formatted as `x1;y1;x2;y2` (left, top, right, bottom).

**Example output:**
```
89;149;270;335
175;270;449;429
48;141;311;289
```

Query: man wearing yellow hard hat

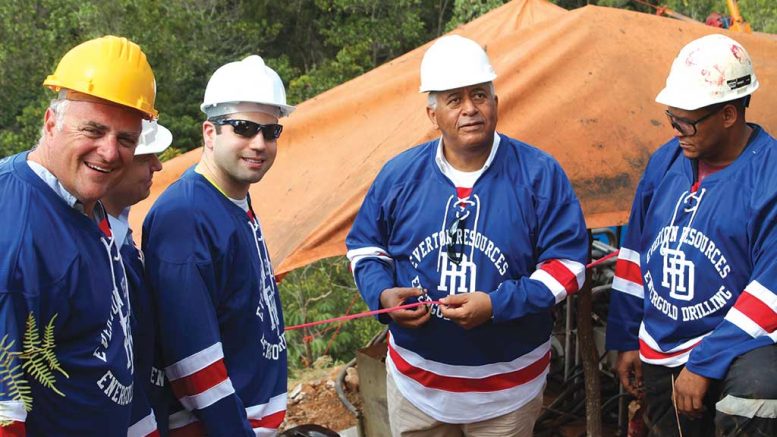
0;35;157;435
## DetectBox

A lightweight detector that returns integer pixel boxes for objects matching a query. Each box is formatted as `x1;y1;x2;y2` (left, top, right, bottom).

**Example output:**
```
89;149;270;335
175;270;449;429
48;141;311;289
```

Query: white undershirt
434;133;501;188
229;196;250;213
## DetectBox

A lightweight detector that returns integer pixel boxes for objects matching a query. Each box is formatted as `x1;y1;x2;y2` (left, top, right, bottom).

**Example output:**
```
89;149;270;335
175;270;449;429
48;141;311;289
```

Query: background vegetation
1;0;773;372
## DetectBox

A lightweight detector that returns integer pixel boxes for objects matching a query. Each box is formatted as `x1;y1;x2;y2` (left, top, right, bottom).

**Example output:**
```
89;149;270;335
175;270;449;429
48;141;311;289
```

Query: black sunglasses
665;104;725;137
213;119;283;140
446;207;471;265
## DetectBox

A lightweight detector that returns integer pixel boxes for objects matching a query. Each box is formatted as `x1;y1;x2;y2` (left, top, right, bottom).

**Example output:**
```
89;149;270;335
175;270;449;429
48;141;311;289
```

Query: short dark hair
207;115;228;134
713;95;750;116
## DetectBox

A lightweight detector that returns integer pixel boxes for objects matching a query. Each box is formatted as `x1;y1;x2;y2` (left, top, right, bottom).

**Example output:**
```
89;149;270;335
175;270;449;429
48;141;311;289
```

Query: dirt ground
281;364;360;433
280;362;622;436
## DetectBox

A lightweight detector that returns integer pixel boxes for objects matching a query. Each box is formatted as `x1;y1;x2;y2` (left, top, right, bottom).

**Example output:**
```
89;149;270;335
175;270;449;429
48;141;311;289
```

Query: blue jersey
346;134;588;423
114;224;162;437
0;152;135;435
606;125;777;379
142;168;287;437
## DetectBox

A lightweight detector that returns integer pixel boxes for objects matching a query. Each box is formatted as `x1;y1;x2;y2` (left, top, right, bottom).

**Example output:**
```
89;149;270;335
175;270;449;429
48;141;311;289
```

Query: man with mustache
607;34;777;436
0;36;157;434
347;35;588;435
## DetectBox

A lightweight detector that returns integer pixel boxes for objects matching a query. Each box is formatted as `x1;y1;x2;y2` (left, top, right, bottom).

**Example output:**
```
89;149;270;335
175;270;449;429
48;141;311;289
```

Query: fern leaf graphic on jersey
20;313;66;396
41;315;68;378
0;335;33;413
0;313;68;426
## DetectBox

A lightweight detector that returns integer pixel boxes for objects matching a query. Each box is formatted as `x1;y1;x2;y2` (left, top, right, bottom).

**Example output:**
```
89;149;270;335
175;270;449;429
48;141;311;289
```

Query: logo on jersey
661;246;695;301
94;235;135;405
248;216;286;361
406;194;510;296
249;219;281;334
438;253;477;294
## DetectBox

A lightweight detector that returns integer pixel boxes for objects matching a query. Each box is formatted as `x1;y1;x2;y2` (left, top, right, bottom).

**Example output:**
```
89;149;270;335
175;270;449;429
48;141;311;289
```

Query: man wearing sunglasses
143;56;294;436
607;34;777;436
347;35;588;435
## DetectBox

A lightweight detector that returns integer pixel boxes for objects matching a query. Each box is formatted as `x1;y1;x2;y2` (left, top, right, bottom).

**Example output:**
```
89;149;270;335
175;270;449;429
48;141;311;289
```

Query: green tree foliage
446;0;509;30
278;257;383;374
0;0;448;157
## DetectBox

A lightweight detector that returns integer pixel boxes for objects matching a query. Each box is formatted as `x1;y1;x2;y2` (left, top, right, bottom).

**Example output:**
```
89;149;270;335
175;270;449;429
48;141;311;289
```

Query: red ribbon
285;250;620;331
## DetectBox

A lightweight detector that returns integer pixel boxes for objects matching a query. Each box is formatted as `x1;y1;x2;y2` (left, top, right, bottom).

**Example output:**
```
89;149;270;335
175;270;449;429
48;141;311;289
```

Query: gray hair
426;82;496;109
35;99;70;148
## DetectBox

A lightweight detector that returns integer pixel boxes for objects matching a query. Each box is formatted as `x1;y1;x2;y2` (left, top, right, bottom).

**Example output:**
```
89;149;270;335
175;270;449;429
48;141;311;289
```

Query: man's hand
439;292;492;329
673;367;710;418
615;350;643;398
379;287;430;329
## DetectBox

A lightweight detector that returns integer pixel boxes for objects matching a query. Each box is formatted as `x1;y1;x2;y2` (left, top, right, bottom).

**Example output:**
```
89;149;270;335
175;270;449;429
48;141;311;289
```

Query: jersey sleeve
143;212;253;437
489;163;589;322
605;174;654;352
127;408;158;437
345;181;396;324
0;288;29;435
0;209;32;435
686;190;777;379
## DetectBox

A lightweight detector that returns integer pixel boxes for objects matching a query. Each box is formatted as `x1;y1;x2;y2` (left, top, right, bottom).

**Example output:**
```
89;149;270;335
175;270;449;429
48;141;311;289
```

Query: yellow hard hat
43;35;158;119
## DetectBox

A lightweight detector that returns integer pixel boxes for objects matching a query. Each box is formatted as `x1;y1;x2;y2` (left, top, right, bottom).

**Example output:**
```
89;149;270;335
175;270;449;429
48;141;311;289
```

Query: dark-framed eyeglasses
665;104;725;137
212;119;283;140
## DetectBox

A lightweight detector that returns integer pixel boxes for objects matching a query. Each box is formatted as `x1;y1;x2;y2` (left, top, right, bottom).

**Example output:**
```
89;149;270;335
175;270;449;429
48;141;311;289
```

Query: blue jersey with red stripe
606;125;777;379
0;152;135;435
346;134;588;423
142;168;287;436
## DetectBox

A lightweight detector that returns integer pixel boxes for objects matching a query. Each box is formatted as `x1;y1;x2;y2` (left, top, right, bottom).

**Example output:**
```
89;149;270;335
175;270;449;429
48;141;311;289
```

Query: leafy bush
278;257;384;377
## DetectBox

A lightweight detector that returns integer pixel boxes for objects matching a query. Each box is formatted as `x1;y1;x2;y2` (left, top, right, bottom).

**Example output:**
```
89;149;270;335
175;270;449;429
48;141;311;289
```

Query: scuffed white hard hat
656;34;759;110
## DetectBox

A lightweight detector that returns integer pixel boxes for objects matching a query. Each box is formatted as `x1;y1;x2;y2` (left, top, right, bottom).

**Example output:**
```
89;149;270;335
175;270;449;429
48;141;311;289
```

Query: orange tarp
130;0;777;275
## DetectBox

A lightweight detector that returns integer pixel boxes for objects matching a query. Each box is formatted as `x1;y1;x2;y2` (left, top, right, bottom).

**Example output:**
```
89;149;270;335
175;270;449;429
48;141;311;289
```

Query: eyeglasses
212;119;283;140
446;203;472;265
665;104;725;137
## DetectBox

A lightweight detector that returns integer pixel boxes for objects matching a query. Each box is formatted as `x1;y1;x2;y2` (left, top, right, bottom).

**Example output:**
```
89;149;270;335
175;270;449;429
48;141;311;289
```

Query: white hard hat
201;55;295;118
135;120;172;155
656;34;759;110
419;35;496;93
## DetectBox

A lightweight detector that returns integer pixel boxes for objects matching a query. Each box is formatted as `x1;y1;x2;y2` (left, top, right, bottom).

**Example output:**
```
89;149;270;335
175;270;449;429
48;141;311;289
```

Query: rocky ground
281;363;361;433
280;360;624;436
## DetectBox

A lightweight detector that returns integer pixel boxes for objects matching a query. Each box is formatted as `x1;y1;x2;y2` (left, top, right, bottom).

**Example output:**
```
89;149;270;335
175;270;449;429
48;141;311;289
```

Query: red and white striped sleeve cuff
638;324;706;366
612;247;643;299
530;259;585;303
726;280;777;338
165;343;235;410
169;394;286;437
0;400;26;436
246;393;287;434
346;246;394;270
128;411;159;437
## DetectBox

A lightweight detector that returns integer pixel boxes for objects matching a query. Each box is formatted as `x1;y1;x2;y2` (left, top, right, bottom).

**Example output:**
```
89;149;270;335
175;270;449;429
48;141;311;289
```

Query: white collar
108;208;132;246
434;133;501;185
27;159;80;210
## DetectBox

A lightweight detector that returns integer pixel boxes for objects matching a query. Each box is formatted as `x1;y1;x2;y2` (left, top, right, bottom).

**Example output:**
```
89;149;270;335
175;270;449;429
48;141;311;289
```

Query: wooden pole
577;230;602;436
